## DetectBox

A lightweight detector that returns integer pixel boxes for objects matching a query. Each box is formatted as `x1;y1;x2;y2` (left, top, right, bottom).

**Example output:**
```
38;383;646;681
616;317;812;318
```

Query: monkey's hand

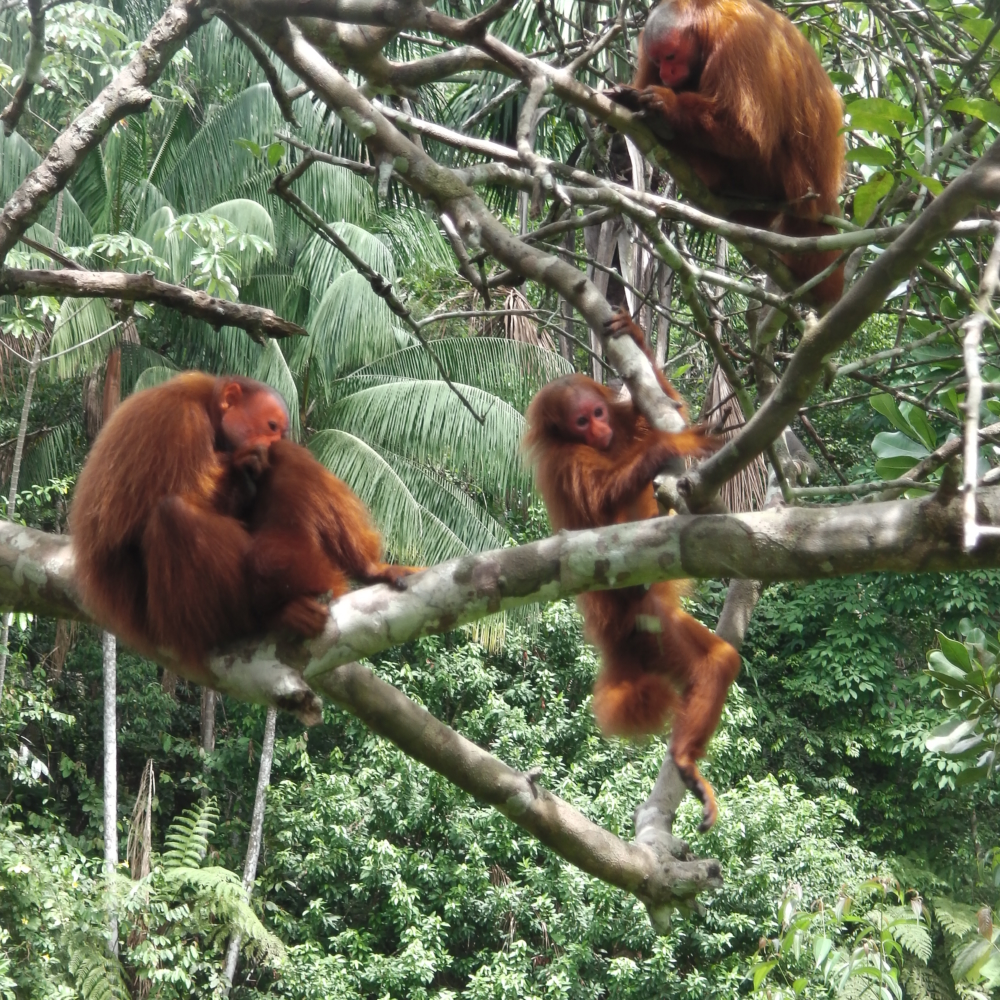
603;305;645;349
232;443;270;479
605;85;678;144
604;84;645;113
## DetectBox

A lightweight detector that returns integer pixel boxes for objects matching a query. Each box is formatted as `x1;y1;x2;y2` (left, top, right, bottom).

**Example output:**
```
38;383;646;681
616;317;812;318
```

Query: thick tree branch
680;138;1000;511
298;482;997;677
310;661;722;918
0;268;307;340
5;488;1000;916
0;0;207;261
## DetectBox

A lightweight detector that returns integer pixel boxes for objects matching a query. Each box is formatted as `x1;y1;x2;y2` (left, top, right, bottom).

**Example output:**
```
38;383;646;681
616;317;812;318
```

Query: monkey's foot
673;756;719;833
276;595;330;637
365;564;421;590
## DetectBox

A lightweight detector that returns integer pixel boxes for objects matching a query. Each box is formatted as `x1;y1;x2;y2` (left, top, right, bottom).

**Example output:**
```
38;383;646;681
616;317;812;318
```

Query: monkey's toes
278;596;329;638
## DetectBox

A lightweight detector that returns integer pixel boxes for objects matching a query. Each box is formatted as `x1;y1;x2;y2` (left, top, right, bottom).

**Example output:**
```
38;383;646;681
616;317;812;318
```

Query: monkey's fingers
232;443;270;478
603;306;643;346
364;564;422;590
603;84;644;112
673;756;719;832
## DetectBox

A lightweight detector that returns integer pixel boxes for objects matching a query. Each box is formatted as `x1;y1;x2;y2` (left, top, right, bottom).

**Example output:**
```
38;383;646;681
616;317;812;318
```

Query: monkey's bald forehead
645;0;684;33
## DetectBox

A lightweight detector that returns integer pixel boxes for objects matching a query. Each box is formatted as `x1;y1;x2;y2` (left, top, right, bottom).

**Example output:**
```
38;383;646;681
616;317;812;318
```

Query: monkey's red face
564;391;614;450
218;383;289;451
646;28;700;88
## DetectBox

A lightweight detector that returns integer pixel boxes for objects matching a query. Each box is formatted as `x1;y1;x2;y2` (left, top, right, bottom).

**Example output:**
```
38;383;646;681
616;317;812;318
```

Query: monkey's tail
591;660;676;737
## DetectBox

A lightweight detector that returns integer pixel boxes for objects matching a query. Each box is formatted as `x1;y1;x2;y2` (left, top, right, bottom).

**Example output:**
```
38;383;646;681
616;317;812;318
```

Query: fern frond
162;797;219;869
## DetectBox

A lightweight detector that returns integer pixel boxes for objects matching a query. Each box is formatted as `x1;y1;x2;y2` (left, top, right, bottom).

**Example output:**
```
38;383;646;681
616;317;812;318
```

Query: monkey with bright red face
71;373;413;689
524;309;742;830
609;0;847;308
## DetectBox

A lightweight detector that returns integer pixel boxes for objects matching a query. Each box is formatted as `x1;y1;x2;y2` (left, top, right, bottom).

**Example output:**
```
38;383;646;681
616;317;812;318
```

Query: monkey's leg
660;608;741;831
143;496;253;672
247;527;347;637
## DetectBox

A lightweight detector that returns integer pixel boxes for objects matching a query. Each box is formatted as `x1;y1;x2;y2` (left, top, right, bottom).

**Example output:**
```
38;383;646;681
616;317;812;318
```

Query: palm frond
120;343;178;395
48;298;119;378
336;338;571;411
312;430;510;564
291;271;401;380
255;339;301;438
17;422;81;492
133;366;178;393
158;84;285;212
325;380;529;497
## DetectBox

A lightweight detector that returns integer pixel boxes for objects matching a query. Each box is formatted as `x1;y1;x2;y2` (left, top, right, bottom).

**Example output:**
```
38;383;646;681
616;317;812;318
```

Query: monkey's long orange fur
614;0;846;306
524;312;741;830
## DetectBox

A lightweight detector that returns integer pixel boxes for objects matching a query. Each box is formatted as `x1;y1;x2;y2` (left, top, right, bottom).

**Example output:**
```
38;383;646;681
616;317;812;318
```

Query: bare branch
217;12;300;125
1;0;44;135
0;268;307;341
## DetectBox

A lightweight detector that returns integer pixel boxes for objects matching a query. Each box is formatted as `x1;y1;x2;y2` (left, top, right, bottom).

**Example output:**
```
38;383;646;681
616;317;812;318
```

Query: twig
218;13;300;126
961;224;1000;550
271;164;486;423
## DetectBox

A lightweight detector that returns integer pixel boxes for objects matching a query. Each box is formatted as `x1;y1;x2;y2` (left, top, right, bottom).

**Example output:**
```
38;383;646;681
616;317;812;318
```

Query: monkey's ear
219;381;243;411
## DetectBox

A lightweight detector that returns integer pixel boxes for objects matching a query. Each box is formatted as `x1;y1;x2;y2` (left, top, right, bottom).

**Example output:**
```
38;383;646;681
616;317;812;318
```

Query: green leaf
926;718;978;753
234;137;261;158
813;936;834;967
943;97;1000;127
753;960;777;990
937;632;973;671
900;168;945;196
850;146;894;167
849;110;901;137
899;402;937;450
955;763;991;787
848;98;916;125
853;171;895;222
952;935;992;981
926;651;970;686
266;141;285;167
870;394;910;435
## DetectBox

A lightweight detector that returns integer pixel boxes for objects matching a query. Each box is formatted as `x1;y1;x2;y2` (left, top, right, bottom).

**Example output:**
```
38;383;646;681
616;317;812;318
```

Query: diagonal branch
0;268;307;341
217;12;300;125
679;138;1000;511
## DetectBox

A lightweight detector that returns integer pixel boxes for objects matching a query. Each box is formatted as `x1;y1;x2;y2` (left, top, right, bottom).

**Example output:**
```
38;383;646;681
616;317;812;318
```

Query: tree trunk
222;706;278;991
103;630;119;955
0;338;42;705
200;688;216;751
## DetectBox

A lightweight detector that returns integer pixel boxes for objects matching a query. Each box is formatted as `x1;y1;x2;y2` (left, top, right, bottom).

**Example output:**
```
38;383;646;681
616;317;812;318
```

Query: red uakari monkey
524;309;741;830
608;0;847;308
70;373;411;686
242;438;415;635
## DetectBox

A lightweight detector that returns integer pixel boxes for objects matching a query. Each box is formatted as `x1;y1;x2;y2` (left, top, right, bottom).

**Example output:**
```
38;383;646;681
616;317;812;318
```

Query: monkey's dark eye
594;406;605;418
268;420;279;432
576;415;589;427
